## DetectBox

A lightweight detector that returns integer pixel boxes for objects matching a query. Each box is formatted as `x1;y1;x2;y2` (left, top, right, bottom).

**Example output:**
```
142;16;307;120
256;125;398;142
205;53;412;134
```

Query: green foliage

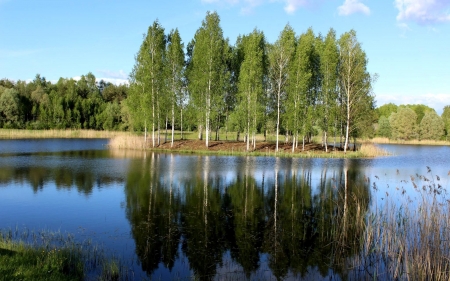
338;30;375;150
419;111;444;140
403;104;435;124
188;11;227;145
377;115;391;138
0;88;22;128
376;103;397;119
287;28;317;143
236;29;266;149
268;24;296;151
441;105;450;136
389;107;417;140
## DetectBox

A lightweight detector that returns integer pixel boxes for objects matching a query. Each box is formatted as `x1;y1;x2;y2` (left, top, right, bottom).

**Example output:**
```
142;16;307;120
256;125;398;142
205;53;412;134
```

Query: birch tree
268;24;296;152
318;29;339;152
287;28;316;152
166;29;185;147
129;20;166;147
338;30;374;152
237;29;266;151
188;11;226;147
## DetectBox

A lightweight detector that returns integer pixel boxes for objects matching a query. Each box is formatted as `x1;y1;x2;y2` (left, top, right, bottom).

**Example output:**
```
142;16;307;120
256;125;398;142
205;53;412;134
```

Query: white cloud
97;70;128;80
338;0;370;16
395;0;450;24
72;75;128;86
377;93;450;114
97;78;129;86
282;0;309;14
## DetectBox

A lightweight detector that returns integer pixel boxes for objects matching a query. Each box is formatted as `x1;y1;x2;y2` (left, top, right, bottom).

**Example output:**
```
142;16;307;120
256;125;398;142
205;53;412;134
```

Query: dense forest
375;103;450;141
1;11;448;149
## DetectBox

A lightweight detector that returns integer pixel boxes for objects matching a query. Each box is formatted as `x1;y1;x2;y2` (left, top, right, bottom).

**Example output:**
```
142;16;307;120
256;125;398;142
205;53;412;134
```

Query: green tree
318;29;339;152
166;28;185;147
0;88;21;128
441;105;450;137
405;104;435;124
287;28;317;151
377;115;391;138
376;103;397;119
268;24;296;152
389;107;417;140
338;30;375;152
236;29;266;151
419;111;444;140
129;20;166;146
188;11;226;147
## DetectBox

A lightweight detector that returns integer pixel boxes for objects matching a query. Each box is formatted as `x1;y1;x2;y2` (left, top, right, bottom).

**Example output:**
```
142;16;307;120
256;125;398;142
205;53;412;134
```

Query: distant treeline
375;103;450;140
0;74;127;130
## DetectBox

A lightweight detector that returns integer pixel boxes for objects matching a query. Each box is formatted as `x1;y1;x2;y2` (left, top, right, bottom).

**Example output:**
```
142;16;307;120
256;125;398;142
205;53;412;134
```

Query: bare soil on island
155;139;343;154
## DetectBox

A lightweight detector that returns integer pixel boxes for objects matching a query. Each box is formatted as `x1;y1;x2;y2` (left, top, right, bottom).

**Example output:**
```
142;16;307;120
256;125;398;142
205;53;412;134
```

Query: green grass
0;229;129;281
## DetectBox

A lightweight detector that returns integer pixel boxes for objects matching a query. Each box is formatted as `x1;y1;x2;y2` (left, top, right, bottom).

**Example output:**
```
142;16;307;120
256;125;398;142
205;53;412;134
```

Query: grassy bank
0;129;132;139
0;229;126;281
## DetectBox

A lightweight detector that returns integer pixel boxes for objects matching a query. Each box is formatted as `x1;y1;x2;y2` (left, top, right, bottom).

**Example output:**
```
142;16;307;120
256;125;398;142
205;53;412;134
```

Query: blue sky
1;0;449;113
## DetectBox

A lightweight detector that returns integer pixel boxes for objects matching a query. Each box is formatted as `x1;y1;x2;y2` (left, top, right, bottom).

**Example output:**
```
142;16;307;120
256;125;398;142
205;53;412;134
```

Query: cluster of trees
2;11;377;152
375;103;450;140
128;11;376;152
0;74;128;130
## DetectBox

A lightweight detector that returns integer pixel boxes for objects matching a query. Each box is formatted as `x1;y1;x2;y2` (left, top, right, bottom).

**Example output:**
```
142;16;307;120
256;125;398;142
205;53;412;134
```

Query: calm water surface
0;139;449;280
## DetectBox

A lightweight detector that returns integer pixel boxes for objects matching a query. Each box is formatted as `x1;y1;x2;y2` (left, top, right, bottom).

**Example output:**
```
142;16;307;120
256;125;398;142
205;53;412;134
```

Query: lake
1;139;449;280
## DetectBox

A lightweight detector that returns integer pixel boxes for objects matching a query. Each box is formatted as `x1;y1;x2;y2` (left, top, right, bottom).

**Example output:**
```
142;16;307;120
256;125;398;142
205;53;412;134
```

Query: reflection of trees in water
0;150;123;194
125;153;181;274
124;155;371;280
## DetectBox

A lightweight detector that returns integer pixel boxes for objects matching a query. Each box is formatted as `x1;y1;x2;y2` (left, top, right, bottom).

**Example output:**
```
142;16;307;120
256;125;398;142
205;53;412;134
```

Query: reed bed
358;142;391;157
0;129;133;139
370;137;450;145
341;168;450;280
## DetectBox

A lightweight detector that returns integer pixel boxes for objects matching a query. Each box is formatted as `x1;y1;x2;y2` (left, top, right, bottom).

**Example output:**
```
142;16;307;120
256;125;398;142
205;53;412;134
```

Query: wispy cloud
201;0;318;14
397;22;412;37
338;0;370;16
395;0;450;24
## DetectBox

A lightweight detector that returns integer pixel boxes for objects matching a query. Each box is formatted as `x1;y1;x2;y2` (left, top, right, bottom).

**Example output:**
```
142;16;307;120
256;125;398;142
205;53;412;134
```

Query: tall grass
371;137;450;145
358;142;391;157
0;129;133;139
342;168;450;280
0;229;131;280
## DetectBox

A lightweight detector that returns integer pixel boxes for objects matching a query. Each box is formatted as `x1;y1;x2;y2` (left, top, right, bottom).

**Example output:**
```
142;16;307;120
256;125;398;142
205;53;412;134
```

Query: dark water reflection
124;154;371;280
1;139;449;280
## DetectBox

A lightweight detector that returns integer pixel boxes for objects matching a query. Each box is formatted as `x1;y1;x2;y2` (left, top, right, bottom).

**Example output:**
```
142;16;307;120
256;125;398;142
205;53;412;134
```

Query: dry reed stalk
346;169;450;280
0;129;132;139
370;137;450;146
359;142;391;157
108;135;146;150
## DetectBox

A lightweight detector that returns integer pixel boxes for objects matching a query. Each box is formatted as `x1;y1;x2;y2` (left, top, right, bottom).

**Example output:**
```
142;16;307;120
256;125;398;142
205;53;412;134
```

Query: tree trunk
171;102;175;147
